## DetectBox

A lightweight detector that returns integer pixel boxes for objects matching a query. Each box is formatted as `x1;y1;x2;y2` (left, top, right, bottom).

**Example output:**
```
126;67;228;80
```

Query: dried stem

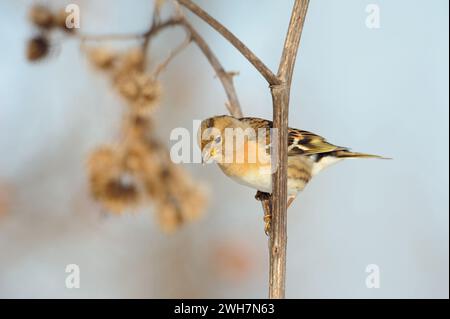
142;17;184;54
176;0;310;298
80;33;145;42
79;0;308;298
153;35;192;79
80;12;243;118
277;0;310;83
181;19;243;117
269;0;309;299
177;0;280;85
143;13;243;117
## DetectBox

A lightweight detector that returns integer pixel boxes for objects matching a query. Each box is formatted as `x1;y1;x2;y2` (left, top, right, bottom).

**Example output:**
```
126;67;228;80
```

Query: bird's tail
334;150;391;160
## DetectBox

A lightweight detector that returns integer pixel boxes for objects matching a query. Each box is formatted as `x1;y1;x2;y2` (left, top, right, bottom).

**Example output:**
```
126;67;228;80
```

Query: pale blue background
0;0;448;298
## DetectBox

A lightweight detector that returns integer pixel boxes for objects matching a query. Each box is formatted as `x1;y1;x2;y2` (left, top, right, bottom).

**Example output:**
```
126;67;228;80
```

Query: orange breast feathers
219;137;272;176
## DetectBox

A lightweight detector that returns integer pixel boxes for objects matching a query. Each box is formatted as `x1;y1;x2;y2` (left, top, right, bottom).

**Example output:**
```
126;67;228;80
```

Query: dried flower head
54;9;75;33
157;201;183;233
155;0;166;12
116;72;162;115
122;47;146;71
102;174;140;212
180;185;207;222
136;76;162;111
112;47;147;83
117;72;139;100
29;5;54;29
168;166;207;219
149;162;207;232
26;35;50;62
123;114;153;140
138;141;170;198
88;47;116;70
87;141;207;229
88;146;143;213
155;183;207;233
123;139;154;173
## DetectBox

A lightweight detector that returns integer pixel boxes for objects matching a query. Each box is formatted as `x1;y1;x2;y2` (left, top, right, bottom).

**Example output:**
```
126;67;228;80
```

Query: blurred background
0;0;448;298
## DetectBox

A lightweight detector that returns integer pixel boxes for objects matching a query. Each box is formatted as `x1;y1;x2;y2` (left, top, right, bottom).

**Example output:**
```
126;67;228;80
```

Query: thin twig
80;12;243;118
139;5;243;117
79;33;145;42
181;18;243;117
78;17;182;44
76;0;309;298
142;17;184;55
78;3;245;118
154;35;192;79
176;0;280;85
176;0;310;298
277;0;310;83
269;0;309;299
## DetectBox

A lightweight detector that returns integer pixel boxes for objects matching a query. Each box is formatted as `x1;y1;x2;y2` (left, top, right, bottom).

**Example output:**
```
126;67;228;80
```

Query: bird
198;115;388;233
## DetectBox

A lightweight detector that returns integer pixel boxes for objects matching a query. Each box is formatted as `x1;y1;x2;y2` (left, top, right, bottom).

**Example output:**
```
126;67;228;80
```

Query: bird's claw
264;213;271;236
255;191;272;235
255;191;271;202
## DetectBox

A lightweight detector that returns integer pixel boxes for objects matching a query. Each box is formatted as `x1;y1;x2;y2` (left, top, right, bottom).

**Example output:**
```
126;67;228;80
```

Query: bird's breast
218;158;312;195
215;138;314;195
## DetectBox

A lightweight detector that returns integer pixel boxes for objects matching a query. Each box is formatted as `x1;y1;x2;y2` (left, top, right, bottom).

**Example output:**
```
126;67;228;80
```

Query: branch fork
176;0;310;298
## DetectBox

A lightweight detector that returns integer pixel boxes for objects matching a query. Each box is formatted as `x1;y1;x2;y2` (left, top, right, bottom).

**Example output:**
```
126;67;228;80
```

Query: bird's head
197;115;243;163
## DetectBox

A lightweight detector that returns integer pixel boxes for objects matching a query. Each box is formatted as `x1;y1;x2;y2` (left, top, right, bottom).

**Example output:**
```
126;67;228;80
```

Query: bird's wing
287;128;347;156
239;117;347;156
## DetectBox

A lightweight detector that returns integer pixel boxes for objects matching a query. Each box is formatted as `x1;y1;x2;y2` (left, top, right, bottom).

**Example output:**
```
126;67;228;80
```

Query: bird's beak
201;149;210;165
201;147;215;164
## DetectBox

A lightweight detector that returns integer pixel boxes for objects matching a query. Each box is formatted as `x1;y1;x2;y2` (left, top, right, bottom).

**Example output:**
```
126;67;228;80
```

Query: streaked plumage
199;115;387;199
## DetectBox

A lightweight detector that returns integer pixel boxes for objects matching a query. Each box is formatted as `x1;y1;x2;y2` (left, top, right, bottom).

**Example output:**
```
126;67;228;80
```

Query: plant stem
177;0;280;85
178;0;310;298
181;19;243;117
269;0;309;299
142;15;244;117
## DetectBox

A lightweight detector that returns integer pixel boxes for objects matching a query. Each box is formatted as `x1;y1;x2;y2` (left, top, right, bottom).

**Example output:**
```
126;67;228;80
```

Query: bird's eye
215;136;222;143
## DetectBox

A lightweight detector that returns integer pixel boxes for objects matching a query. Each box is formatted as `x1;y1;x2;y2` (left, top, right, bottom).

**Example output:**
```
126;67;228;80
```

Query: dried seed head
116;72;162;114
147;160;207;231
133;75;162;115
90;173;141;213
117;75;139;100
88;146;142;213
165;166;207;217
26;35;50;62
122;47;146;71
155;0;166;12
123;139;150;173
54;9;75;33
157;201;183;233
154;178;207;233
29;5;54;29
138;77;162;108
180;186;207;222
88;47;116;70
101;174;140;211
123;114;153;140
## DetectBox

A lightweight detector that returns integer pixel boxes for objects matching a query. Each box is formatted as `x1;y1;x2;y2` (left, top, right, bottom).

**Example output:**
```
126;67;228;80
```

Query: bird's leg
287;194;297;208
255;192;298;235
263;209;272;236
255;191;271;201
255;191;272;236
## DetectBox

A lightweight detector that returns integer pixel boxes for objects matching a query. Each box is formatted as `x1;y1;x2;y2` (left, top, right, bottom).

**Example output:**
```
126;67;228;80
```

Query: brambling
198;115;388;232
